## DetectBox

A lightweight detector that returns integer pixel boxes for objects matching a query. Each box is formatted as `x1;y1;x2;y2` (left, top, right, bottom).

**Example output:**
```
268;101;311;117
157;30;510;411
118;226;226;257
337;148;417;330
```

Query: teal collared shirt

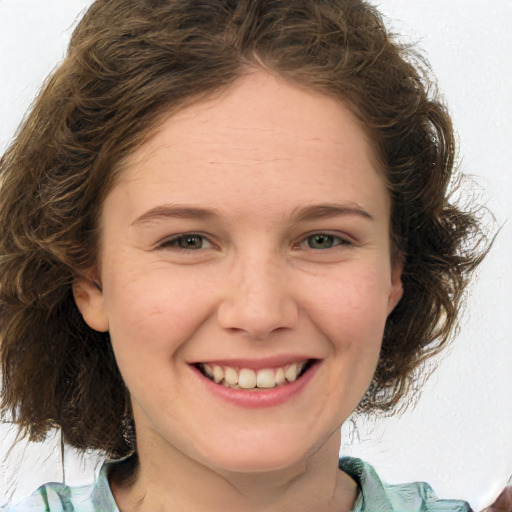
3;456;472;511
338;458;472;512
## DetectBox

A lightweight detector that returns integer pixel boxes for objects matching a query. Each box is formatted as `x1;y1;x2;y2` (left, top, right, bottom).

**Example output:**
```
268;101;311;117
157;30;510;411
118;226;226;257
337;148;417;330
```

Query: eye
157;233;214;251
300;233;351;250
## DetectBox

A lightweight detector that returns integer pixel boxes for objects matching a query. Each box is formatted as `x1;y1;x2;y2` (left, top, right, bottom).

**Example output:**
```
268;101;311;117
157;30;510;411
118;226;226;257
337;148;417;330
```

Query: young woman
0;0;494;510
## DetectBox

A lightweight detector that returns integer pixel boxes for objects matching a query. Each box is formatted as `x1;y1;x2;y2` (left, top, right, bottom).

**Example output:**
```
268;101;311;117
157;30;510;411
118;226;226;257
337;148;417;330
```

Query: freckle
149;308;165;317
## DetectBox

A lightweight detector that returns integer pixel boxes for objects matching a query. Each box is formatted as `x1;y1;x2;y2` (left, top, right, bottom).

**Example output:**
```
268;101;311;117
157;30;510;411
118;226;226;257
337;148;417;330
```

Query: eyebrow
131;202;373;227
293;203;374;222
132;205;220;226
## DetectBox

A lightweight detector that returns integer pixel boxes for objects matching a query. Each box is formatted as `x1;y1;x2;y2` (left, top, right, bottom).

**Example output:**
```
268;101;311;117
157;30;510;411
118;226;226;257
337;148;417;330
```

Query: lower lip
191;362;320;409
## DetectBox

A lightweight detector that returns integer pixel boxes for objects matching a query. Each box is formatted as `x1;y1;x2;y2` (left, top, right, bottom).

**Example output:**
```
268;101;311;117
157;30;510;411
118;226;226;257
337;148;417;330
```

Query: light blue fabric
1;463;116;512
3;456;472;511
338;458;472;512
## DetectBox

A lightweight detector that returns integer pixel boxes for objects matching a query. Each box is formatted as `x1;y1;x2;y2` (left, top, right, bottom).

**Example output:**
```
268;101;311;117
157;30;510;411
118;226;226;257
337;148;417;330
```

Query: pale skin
74;70;403;512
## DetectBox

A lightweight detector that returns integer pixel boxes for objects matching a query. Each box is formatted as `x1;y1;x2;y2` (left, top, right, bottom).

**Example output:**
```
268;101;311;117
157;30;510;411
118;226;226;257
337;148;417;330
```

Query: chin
200;432;327;475
212;451;307;474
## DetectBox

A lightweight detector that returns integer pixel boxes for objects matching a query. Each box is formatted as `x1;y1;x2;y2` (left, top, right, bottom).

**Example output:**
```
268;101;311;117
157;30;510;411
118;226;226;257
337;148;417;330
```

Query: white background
1;1;511;510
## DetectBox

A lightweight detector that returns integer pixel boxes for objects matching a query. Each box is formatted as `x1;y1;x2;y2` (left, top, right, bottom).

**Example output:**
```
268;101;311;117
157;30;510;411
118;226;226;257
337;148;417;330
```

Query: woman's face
75;71;402;474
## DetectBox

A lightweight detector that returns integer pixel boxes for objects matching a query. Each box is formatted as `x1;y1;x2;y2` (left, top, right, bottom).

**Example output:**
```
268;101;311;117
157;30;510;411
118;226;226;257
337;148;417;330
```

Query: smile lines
197;361;313;390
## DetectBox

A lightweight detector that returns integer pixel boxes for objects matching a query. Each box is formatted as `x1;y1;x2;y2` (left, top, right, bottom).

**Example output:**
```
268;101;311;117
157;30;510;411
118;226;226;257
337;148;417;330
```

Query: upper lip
189;355;318;370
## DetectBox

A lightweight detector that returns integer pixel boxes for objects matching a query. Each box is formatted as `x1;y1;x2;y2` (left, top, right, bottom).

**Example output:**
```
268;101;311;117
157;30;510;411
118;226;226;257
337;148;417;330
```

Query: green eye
307;234;337;249
159;234;211;250
176;235;204;249
305;233;350;250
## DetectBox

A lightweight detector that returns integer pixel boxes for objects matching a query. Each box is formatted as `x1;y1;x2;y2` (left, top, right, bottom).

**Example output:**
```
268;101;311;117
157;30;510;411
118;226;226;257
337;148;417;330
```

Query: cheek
302;264;392;358
101;259;216;357
295;265;390;408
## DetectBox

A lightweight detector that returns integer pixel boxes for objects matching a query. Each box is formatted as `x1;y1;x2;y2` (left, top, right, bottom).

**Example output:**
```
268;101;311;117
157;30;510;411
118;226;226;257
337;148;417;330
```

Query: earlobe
73;276;110;332
387;264;404;314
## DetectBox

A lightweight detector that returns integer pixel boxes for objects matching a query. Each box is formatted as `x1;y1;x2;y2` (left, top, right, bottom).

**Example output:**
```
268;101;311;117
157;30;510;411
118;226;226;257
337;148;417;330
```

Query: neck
109;431;357;512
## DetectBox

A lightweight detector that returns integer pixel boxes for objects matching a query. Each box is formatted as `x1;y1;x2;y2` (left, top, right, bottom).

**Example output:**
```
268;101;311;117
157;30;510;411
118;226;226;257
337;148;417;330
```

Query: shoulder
1;464;118;512
339;456;473;512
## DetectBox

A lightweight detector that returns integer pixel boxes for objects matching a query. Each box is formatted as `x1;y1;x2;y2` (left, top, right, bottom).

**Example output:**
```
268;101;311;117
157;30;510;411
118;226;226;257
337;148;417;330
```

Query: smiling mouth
195;360;316;390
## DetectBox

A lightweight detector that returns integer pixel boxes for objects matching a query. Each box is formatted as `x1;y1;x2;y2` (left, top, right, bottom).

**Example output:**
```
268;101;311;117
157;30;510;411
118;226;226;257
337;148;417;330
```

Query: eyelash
157;233;215;251
294;232;352;251
156;232;352;252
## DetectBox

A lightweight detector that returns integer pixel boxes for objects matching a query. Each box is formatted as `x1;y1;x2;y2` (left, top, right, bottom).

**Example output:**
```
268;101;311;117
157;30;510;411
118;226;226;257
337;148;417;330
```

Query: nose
217;253;299;339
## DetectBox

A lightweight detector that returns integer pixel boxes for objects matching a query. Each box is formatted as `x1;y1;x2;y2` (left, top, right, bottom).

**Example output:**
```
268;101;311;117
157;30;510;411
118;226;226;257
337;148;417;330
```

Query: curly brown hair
0;0;489;459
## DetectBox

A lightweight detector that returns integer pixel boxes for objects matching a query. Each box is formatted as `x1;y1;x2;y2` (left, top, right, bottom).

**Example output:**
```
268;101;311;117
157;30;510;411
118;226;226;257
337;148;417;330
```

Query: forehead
125;71;380;174
109;70;388;220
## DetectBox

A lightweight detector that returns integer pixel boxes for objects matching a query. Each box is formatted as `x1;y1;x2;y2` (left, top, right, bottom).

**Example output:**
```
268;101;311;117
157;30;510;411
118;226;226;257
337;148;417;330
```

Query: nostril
216;294;299;339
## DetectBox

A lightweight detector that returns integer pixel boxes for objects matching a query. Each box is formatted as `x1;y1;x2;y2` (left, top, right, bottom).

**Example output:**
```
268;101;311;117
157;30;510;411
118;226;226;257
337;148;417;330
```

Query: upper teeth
200;362;308;389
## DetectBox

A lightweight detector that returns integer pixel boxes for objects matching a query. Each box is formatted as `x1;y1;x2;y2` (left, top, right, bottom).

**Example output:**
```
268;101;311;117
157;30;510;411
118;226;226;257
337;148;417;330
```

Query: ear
73;275;109;332
387;261;404;315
